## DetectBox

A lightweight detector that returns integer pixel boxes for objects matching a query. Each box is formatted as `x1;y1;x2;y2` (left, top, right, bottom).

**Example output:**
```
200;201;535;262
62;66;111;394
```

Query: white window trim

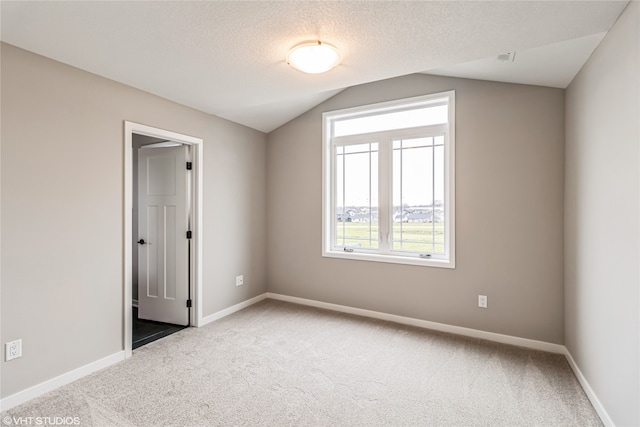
322;91;456;268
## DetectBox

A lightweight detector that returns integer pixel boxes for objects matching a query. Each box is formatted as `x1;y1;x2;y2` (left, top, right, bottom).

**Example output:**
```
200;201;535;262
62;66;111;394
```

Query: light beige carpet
3;300;602;426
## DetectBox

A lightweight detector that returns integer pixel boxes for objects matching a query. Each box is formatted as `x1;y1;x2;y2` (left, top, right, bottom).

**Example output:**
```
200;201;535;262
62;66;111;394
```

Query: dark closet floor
132;307;187;349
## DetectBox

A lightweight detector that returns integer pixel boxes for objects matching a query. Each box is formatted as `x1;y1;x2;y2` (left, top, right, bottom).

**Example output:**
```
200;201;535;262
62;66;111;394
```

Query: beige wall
0;43;268;398
267;73;565;344
565;2;640;426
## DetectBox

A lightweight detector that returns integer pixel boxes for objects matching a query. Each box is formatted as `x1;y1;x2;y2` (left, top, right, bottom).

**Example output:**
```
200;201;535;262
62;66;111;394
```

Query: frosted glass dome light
287;41;342;74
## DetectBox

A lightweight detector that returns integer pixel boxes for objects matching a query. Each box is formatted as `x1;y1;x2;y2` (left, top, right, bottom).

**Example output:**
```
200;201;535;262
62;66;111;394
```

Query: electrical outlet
5;339;22;361
478;295;488;309
235;275;244;286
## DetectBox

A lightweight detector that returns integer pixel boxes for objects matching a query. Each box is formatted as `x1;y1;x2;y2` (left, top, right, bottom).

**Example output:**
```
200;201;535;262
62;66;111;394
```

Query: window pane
392;137;445;254
336;153;345;246
434;144;445;213
335;142;378;249
433;144;445;252
335;104;448;137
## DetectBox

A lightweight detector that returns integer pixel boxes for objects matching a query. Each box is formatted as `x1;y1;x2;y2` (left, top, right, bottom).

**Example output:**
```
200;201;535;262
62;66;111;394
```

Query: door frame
123;121;203;358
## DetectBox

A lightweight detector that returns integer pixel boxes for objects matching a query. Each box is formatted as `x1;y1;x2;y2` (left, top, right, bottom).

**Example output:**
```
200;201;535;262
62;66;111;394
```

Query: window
322;91;455;268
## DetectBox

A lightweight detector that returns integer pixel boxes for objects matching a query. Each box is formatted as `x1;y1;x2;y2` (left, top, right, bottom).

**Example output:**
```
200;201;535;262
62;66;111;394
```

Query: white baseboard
0;351;125;412
266;292;564;353
563;349;615;426
197;293;268;327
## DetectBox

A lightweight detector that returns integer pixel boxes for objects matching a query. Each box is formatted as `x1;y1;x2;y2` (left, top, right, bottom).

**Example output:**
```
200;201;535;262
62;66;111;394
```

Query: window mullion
341;145;346;248
332;142;338;249
432;143;436;254
378;138;391;253
399;140;403;252
369;144;373;248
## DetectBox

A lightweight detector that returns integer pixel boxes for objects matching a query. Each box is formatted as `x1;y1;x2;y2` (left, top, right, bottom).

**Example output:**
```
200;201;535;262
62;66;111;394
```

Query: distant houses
403;208;443;223
336;212;353;222
336;209;374;223
337;206;443;223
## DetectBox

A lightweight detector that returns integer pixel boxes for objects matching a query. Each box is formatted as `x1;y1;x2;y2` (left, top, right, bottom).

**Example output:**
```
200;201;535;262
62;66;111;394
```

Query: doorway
124;122;203;357
132;307;187;349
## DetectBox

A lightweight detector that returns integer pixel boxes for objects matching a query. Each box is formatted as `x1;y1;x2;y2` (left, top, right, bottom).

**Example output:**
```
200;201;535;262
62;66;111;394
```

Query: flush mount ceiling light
287;41;342;74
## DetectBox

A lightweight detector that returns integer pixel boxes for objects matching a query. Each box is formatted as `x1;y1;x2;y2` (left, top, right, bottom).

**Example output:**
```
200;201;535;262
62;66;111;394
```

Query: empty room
1;1;638;426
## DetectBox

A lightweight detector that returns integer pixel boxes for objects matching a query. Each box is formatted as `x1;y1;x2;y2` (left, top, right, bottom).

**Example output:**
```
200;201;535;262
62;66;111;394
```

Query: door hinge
186;230;192;239
186;162;192;170
186;299;192;308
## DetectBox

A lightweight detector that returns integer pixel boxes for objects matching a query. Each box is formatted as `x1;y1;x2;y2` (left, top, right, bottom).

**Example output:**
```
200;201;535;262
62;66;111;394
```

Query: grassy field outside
336;222;444;253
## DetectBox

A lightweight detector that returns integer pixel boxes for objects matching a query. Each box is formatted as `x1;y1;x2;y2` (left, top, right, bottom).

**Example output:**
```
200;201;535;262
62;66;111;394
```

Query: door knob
137;239;146;245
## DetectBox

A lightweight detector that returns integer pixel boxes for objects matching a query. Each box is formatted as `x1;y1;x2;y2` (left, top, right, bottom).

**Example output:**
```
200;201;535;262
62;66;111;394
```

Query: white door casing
137;145;189;325
124;121;203;358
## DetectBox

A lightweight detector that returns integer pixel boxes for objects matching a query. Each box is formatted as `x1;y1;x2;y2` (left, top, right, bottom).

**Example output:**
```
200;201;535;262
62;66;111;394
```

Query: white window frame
322;91;456;268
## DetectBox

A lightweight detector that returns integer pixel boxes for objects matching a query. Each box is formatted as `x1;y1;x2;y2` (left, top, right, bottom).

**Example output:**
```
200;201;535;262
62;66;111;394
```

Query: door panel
145;205;159;298
138;145;189;326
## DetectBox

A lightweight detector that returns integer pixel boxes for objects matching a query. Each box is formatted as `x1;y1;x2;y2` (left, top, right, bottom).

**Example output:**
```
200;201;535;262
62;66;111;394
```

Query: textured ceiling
0;1;628;133
426;31;608;89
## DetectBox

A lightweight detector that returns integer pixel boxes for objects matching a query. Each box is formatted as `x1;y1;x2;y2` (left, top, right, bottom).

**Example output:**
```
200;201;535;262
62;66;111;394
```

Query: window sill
322;249;455;269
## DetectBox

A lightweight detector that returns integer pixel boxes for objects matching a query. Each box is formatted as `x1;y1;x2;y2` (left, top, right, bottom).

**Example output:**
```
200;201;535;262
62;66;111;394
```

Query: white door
137;145;190;325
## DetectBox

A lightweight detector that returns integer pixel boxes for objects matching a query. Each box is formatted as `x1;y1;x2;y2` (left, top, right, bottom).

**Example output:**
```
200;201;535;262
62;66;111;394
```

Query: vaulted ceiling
1;1;628;133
